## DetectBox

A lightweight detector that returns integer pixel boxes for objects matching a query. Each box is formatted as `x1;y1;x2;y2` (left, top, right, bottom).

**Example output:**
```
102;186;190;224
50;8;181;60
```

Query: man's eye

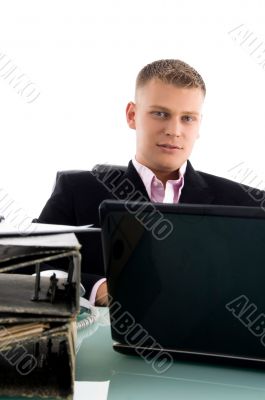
182;115;194;122
152;111;168;119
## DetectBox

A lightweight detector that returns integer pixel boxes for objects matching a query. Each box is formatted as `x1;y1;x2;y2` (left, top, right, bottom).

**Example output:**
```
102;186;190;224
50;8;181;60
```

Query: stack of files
0;222;91;399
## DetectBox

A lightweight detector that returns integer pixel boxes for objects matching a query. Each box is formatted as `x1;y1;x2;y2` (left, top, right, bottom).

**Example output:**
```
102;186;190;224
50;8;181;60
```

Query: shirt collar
132;157;187;198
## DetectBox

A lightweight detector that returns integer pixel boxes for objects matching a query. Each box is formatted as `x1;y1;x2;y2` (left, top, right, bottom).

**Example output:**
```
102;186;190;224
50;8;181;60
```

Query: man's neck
152;169;180;187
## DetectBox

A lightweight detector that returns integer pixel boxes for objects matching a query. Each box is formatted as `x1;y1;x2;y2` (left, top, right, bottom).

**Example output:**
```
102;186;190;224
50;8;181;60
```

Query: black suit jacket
37;160;264;296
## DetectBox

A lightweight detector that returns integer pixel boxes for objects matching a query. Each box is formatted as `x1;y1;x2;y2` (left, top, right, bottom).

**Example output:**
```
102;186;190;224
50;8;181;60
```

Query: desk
2;308;265;399
75;308;265;400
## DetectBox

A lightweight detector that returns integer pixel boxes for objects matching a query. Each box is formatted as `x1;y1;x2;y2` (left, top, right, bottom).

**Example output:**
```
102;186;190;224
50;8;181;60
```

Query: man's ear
126;102;136;130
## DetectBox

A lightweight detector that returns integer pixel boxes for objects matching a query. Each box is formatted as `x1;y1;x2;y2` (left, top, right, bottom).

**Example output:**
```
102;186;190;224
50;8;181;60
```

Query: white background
0;0;265;220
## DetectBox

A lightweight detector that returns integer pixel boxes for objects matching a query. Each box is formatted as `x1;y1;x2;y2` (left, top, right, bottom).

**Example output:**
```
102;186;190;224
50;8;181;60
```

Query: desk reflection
76;309;265;400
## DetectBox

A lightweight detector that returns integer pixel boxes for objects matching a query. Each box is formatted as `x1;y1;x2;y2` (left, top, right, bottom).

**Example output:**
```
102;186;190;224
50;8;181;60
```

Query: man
37;59;263;306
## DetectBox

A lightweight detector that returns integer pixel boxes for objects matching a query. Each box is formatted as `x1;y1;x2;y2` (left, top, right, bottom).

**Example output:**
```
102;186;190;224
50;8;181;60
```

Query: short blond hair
136;59;206;96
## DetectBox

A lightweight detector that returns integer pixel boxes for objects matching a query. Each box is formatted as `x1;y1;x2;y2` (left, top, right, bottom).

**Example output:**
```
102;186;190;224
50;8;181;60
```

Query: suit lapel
179;161;215;204
121;161;150;199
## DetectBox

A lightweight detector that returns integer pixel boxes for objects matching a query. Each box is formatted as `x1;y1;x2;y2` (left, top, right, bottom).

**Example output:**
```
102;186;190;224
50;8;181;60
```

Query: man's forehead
135;81;204;112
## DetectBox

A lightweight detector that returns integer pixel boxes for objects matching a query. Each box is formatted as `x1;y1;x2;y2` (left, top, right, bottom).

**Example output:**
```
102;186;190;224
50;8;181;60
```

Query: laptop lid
99;200;265;364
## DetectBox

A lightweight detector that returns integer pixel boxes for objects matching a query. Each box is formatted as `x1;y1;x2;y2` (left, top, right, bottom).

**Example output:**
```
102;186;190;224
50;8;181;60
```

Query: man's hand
95;281;108;306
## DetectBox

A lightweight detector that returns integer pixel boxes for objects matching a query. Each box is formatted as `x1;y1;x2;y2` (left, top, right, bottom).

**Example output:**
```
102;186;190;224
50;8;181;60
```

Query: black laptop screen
100;201;265;362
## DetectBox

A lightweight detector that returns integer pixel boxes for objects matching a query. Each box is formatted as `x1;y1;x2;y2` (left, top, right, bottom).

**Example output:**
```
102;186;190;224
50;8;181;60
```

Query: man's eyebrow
148;105;200;115
148;105;171;112
181;111;200;116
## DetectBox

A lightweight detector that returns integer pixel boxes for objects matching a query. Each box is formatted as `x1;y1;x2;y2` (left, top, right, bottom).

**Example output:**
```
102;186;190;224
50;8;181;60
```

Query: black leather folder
0;228;81;399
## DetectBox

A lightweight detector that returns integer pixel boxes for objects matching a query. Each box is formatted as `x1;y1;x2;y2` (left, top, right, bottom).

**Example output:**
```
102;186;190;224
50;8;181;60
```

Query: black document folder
0;226;82;399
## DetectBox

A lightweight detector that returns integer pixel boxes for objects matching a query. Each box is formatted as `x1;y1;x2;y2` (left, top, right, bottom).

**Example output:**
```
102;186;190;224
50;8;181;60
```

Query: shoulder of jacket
56;170;94;185
195;169;256;193
56;166;127;189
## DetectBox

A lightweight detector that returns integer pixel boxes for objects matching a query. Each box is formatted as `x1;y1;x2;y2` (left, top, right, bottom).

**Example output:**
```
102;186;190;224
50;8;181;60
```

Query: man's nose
164;119;181;137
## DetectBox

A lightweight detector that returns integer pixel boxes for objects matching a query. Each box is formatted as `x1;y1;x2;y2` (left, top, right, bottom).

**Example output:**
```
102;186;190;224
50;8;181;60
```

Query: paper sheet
0;222;101;236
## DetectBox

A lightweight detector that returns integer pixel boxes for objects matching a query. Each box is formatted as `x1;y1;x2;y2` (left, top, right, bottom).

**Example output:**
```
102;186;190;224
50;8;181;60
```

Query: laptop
99;200;265;366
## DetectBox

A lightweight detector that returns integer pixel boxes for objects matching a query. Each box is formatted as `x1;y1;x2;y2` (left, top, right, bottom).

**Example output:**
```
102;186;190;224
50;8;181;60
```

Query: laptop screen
100;201;265;363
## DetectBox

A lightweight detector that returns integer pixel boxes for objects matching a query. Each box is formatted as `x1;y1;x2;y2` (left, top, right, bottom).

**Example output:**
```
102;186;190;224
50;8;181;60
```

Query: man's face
126;79;204;179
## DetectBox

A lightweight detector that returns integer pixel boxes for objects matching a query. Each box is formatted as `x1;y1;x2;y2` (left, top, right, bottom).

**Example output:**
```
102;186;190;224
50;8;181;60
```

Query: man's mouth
157;143;184;150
